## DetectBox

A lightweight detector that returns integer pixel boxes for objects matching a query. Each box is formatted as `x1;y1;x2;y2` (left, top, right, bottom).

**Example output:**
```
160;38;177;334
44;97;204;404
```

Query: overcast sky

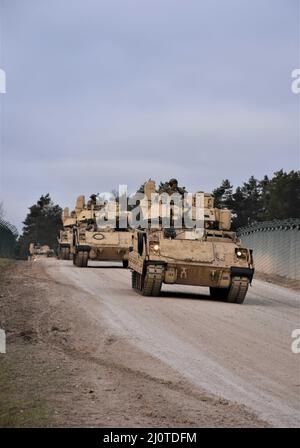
0;0;299;231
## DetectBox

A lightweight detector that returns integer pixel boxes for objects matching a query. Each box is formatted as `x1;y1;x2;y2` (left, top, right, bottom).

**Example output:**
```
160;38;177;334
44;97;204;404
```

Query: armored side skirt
129;255;254;288
163;264;254;288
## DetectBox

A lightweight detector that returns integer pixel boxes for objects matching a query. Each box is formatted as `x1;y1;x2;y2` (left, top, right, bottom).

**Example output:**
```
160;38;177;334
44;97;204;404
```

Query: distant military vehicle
72;194;133;268
129;179;254;304
58;207;76;260
28;243;54;261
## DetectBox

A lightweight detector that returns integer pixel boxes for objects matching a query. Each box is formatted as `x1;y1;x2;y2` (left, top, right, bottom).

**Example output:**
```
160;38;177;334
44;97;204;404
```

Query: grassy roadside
0;258;15;288
0;260;53;427
0;257;14;270
0;347;52;427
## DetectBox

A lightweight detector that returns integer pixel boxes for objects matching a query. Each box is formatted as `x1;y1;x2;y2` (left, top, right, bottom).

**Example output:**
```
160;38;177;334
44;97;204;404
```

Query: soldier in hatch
158;178;186;196
87;194;98;209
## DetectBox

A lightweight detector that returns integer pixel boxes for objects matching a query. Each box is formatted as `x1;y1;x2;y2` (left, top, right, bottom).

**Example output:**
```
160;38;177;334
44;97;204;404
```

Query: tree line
212;170;300;229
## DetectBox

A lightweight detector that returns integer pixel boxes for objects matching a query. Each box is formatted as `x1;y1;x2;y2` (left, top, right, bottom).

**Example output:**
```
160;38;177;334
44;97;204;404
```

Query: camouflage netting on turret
0;218;18;258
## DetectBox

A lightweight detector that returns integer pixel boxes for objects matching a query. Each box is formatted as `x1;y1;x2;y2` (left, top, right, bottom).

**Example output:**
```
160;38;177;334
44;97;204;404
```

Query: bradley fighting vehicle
128;179;254;304
72;194;132;268
28;243;55;261
58;207;76;260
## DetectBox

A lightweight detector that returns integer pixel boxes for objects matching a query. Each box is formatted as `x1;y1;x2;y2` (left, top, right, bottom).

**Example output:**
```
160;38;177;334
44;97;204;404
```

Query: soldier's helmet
169;178;178;187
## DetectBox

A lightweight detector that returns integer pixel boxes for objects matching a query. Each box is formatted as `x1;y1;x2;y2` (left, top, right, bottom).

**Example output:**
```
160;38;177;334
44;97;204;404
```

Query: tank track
132;264;164;296
227;276;249;304
75;250;89;267
59;247;70;260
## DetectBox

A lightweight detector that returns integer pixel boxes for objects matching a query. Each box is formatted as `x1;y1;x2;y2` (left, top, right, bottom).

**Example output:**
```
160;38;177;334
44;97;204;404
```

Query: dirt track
1;259;299;427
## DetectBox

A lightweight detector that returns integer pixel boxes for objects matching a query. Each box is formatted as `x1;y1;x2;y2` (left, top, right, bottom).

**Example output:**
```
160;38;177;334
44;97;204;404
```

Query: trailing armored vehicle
128;179;254;304
58;207;76;260
28;243;54;261
72;194;132;268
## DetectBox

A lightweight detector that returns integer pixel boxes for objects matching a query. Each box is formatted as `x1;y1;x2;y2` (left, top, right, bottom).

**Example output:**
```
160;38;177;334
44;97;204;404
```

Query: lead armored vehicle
129;179;254;304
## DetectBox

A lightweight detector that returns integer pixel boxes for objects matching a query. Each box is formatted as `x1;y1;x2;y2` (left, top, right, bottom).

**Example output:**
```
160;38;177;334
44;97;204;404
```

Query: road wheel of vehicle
122;260;129;269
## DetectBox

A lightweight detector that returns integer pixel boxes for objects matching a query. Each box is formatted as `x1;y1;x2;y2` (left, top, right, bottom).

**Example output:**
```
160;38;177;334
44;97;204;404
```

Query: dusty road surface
1;258;299;427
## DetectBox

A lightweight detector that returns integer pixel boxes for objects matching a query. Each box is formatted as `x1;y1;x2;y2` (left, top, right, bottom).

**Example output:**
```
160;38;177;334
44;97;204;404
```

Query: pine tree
232;175;262;228
17;194;63;259
260;170;300;220
212;179;233;209
212;171;300;230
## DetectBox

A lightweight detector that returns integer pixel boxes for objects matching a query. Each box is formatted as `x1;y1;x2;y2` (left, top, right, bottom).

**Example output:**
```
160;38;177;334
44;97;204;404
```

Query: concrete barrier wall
238;219;300;281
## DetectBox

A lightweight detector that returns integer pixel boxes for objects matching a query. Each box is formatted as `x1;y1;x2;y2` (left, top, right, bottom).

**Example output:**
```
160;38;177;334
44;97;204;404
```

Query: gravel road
44;259;300;427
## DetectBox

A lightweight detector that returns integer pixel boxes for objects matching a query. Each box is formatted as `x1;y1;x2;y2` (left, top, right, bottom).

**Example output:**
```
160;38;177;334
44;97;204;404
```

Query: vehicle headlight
235;248;247;259
150;242;160;254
